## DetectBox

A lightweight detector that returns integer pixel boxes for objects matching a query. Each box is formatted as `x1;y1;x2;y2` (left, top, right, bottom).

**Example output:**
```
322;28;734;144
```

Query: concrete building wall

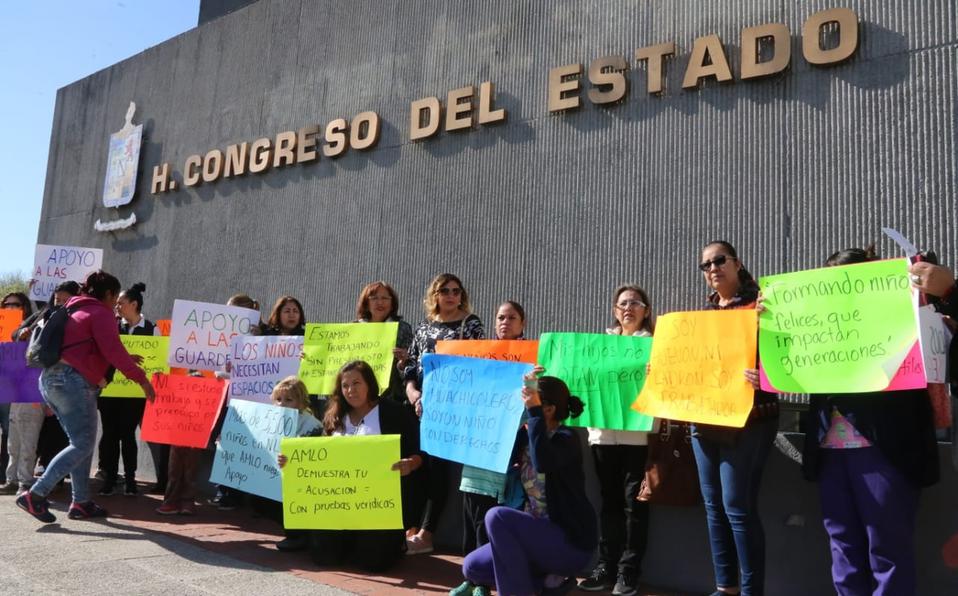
36;1;958;593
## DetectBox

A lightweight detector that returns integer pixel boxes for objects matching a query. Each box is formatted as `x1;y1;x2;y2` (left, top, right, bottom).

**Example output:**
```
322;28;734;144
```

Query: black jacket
802;389;939;488
515;407;598;551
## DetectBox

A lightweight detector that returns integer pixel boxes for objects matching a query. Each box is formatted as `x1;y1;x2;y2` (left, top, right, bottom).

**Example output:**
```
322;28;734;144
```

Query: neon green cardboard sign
281;435;402;530
101;336;170;398
758;258;919;393
537;332;654;432
299;323;398;395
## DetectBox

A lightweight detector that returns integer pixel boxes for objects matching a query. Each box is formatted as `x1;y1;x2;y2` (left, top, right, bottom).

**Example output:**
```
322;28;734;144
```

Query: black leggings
97;396;146;481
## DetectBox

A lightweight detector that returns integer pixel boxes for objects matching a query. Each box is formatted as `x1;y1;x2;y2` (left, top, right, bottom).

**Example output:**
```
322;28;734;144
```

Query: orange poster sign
0;310;24;343
633;310;757;428
141;373;227;448
156;319;172;336
436;339;539;364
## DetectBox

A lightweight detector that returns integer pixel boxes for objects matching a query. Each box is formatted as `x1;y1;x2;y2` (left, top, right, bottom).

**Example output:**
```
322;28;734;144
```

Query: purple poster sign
0;343;43;404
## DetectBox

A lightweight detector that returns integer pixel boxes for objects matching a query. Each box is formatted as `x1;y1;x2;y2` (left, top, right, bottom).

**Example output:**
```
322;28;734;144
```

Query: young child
268;376;320;551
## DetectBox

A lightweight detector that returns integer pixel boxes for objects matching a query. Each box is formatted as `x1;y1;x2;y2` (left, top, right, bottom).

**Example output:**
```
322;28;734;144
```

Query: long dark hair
1;292;33;318
322;360;381;435
703;240;758;292
81;270;121;301
267;295;305;331
826;245;878;266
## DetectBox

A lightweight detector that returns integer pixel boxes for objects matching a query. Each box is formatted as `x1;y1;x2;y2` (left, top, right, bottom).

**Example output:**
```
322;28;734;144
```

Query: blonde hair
422;273;472;321
271;376;311;414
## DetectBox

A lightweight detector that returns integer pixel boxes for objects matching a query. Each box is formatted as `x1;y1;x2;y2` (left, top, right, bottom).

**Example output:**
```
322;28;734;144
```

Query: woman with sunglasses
692;241;778;596
0;293;36;494
579;285;654;596
402;273;485;555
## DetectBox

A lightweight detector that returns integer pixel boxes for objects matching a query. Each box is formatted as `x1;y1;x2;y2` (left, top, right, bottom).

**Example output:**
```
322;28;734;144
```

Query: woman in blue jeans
17;271;154;523
693;241;779;596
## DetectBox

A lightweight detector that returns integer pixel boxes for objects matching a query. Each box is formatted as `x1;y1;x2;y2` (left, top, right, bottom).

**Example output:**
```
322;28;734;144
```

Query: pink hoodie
60;295;148;387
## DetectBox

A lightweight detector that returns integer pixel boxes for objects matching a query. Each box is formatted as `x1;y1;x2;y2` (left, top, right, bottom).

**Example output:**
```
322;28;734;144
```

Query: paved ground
3;480;689;595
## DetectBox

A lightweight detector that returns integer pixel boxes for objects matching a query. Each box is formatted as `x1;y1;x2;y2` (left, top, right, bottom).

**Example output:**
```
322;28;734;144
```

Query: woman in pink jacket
17;271;154;523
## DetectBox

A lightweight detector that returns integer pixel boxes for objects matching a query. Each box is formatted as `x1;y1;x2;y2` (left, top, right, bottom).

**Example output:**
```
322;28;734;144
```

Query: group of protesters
2;238;955;596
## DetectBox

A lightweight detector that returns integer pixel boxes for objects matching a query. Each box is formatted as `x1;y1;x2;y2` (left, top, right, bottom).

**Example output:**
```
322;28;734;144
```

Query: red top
61;295;148;387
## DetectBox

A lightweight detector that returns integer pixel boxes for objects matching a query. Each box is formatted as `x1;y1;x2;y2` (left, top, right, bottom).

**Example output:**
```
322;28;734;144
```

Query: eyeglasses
2;302;22;308
698;255;735;272
615;300;647;310
436;287;462;296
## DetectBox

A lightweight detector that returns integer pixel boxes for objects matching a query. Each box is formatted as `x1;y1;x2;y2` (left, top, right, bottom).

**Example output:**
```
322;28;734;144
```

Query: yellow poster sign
281;434;402;530
633;310;757;428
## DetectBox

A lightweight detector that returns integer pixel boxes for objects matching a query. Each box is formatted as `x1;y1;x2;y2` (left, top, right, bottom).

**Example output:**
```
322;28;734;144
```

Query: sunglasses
436;287;462;296
698;255;736;272
2;302;22;308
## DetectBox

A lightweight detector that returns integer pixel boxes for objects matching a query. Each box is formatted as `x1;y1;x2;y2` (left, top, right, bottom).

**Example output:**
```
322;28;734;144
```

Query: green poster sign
537;332;654;432
300;322;398;395
101;336;170;398
758;258;918;393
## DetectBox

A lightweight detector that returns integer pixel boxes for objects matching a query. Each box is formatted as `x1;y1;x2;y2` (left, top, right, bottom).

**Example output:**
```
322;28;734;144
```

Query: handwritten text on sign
101;336;170;398
227;335;304;403
210;400;298;501
0;342;42;404
29;244;103;302
634;310;757;428
281;435;403;530
759;259;918;393
917;305;951;384
300;323;397;395
141;373;227;448
0;310;24;343
538;333;654;432
436;339;539;364
421;354;532;473
167;299;260;371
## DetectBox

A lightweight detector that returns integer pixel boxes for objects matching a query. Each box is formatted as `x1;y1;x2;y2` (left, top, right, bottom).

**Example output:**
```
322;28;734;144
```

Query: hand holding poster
141;373;227;448
101;336;170;397
420;354;532;473
436;339;539;364
281;435;403;530
29;244;103;302
300;323;398;394
633;310;757;428
0;310;24;343
210;401;298;501
228;335;304;403
0;342;42;404
537;333;654;432
167;299;261;370
758;259;919;393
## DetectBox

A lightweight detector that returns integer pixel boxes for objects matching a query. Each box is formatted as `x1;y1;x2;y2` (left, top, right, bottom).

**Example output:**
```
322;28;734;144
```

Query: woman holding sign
804;247;938;596
403;273;485;555
97;282;160;497
17;271;155;524
288;360;423;571
693;241;778;596
0;293;37;496
579;285;654;595
462;373;597;596
355;281;414;403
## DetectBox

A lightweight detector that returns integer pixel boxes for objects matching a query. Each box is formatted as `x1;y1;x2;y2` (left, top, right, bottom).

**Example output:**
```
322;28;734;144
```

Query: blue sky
0;0;200;276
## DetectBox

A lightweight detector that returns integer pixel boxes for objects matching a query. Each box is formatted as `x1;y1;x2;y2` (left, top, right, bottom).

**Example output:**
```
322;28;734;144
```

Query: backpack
25;304;92;369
